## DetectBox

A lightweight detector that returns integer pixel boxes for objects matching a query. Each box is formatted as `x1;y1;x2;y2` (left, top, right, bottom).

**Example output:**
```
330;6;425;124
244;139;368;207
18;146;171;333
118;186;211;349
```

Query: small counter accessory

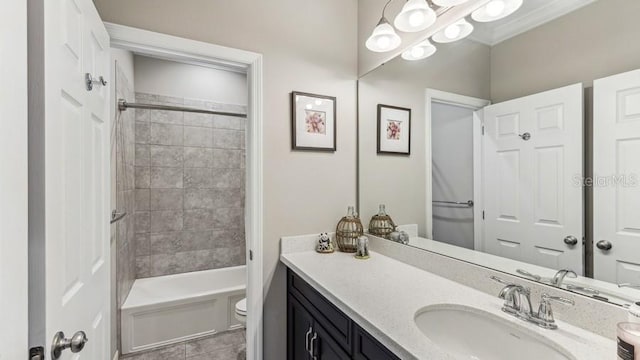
389;230;410;244
316;232;335;253
617;322;640;360
355;236;370;260
368;204;396;239
336;206;364;252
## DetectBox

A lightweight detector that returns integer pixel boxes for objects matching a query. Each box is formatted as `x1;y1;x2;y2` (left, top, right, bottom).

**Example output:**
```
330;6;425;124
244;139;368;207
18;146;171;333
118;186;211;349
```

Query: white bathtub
121;266;246;354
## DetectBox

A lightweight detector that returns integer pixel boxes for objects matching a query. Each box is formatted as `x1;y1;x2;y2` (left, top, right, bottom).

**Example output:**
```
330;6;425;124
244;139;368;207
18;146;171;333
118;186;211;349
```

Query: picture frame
291;91;337;151
377;104;411;155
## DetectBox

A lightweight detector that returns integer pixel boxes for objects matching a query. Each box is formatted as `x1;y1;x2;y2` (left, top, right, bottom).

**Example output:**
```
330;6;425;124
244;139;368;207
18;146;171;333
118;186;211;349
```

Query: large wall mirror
358;0;640;306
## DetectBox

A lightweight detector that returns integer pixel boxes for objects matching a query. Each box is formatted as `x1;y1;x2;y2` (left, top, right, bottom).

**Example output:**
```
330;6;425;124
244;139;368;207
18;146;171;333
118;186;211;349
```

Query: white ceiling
468;0;597;46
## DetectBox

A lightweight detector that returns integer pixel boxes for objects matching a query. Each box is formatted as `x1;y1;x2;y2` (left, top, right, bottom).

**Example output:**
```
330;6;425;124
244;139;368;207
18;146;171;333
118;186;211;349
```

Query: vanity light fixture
401;40;437;60
432;18;474;43
471;0;523;22
366;0;402;52
394;0;437;33
432;0;471;6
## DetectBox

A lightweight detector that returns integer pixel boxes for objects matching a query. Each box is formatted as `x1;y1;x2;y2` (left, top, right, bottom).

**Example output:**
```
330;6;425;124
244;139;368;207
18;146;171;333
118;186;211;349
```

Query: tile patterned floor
121;329;246;360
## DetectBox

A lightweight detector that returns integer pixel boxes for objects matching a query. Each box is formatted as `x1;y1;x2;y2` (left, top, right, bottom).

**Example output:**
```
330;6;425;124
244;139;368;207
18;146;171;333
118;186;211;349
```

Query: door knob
51;331;88;359
563;235;578;246
596;240;612;251
518;132;531;141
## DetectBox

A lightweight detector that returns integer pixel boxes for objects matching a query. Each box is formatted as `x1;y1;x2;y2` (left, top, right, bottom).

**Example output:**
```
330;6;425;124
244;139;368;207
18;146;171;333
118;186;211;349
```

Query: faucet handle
490;275;511;285
542;293;575;305
537;293;575;329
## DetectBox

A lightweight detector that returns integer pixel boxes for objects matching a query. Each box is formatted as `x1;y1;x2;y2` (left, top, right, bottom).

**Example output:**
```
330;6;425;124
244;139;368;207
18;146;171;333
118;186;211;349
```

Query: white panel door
483;84;584;273
0;0;29;358
593;69;640;283
44;0;110;358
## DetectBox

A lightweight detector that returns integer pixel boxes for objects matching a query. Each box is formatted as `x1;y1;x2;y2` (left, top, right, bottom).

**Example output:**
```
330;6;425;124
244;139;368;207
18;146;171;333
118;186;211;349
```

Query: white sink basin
414;305;575;360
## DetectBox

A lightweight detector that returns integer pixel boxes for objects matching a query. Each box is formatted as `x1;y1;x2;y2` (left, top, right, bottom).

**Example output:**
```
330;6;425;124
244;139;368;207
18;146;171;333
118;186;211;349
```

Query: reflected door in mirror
482;84;584;274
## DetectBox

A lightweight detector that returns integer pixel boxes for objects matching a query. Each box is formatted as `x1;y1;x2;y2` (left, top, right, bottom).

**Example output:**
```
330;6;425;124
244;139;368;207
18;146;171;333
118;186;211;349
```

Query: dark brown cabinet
287;269;399;360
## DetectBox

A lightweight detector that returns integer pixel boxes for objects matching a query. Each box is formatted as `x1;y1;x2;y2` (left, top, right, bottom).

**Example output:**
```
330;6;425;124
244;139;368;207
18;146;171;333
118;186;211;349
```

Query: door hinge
482;210;485;220
249;250;253;261
482;125;485;135
29;346;45;360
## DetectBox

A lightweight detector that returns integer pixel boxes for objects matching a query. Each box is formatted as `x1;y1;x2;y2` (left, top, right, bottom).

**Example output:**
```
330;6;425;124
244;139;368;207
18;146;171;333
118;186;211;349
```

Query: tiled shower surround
134;92;247;278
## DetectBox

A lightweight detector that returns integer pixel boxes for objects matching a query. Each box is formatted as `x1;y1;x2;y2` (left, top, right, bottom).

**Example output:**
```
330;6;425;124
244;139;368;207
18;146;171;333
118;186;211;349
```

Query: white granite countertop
280;250;616;360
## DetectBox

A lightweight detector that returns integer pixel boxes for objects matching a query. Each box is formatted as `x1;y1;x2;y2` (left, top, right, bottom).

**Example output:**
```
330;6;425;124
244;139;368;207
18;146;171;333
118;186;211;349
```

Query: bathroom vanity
281;234;615;360
288;270;399;360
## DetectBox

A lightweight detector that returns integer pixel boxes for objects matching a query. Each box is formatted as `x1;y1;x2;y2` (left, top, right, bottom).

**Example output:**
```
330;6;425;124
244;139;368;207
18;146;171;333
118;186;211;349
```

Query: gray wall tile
212;149;242;169
211;169;243;188
135;166;150;188
213;207;243;229
135;233;150;256
135;189;150;211
132;92;247;279
149;189;184;210
184;126;213;147
135;145;150;167
184;209;215;230
212;129;243;149
212;115;243;130
149;123;183;146
184;189;215;209
150;167;183;188
135;122;149;144
150;210;184;232
184;168;214;189
184;147;214;168
149;145;183;167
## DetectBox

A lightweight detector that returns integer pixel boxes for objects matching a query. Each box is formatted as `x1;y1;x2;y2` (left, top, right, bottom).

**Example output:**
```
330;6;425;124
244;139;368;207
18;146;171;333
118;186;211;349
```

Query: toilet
235;298;247;324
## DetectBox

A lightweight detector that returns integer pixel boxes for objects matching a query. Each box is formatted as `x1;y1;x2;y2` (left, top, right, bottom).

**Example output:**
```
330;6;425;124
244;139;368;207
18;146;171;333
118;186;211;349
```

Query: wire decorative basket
368;205;396;239
335;206;364;253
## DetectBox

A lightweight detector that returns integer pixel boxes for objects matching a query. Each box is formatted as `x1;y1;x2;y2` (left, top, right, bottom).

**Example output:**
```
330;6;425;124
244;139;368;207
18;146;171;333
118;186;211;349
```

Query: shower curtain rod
117;99;247;118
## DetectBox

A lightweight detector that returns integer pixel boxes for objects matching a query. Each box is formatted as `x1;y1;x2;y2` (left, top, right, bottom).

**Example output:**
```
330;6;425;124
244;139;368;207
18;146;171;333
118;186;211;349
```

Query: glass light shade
432;19;474;43
432;0;472;6
401;40;437;61
471;0;523;22
393;0;436;33
366;18;402;52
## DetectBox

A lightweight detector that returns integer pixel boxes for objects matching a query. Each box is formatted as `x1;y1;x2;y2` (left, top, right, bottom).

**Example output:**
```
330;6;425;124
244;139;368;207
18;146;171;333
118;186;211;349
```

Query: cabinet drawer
288;269;352;354
353;325;400;360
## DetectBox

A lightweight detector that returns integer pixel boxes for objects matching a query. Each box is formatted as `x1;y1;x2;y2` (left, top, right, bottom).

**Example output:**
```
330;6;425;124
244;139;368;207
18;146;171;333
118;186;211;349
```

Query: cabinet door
353;325;400;360
288;295;313;360
313;322;350;360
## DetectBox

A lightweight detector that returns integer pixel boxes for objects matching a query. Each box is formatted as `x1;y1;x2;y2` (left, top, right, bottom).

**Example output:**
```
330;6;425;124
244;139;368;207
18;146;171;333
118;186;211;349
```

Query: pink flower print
386;120;401;140
305;110;326;134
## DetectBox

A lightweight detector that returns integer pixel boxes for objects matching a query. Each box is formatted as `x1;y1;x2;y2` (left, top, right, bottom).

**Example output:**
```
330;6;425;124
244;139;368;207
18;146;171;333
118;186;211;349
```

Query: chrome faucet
551;269;577;287
499;284;534;318
492;276;575;330
537;294;575;330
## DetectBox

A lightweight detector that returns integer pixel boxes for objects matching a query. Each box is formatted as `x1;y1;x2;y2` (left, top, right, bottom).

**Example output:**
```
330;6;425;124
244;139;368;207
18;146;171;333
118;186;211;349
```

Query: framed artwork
377;104;411;155
291;91;337;151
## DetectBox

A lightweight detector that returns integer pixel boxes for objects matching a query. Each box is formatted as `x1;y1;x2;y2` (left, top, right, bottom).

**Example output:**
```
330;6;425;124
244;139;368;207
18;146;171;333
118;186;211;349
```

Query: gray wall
490;0;640;102
133;92;247;278
134;56;248;106
358;40;491;237
93;2;358;358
